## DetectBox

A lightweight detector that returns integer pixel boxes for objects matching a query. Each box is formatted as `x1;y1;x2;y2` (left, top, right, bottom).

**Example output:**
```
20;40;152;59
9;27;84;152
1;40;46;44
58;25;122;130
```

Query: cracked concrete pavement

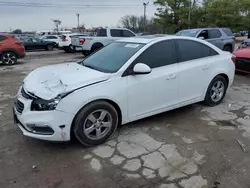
0;51;250;188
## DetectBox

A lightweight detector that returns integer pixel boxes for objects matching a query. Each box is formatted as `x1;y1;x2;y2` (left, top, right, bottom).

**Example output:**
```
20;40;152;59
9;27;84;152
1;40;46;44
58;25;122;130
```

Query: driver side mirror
198;36;205;40
132;63;151;75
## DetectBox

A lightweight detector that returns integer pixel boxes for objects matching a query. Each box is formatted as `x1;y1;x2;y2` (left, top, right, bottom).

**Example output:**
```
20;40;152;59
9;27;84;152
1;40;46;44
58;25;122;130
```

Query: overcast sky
0;0;157;32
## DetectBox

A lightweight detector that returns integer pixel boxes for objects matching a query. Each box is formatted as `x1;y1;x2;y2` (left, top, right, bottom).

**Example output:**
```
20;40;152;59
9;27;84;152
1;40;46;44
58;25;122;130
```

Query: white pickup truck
71;28;136;56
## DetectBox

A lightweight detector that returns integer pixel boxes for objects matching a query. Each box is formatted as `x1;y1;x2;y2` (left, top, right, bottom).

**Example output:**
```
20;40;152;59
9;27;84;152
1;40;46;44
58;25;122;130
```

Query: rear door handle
166;74;177;80
202;64;210;70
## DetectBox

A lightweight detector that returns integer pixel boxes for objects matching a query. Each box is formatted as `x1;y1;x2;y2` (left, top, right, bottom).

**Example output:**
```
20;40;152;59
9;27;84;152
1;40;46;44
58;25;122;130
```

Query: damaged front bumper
13;88;74;142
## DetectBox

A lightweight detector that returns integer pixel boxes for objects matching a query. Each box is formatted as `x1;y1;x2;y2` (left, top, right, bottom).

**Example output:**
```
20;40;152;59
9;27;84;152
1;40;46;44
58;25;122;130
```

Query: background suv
0;34;25;65
176;28;235;52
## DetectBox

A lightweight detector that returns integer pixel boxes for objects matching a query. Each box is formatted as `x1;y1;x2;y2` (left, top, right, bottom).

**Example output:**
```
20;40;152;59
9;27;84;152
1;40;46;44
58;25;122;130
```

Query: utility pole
188;0;191;29
143;2;149;33
76;13;80;32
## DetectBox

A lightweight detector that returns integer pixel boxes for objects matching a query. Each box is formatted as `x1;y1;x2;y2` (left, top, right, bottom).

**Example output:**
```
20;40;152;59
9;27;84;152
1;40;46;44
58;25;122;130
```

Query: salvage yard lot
0;51;250;188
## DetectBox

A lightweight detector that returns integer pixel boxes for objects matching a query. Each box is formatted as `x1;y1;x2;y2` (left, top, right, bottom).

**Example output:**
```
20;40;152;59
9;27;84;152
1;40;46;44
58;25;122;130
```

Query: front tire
1;52;17;65
46;44;54;51
73;101;118;146
204;75;228;106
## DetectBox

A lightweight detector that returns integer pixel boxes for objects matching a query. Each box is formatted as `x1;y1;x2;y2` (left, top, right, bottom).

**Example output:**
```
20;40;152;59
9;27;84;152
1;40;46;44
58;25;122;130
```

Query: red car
233;45;250;74
0;34;26;65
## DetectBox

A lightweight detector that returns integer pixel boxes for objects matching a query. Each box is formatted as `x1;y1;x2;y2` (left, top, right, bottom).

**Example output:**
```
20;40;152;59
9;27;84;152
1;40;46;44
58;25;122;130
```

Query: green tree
12;29;22;34
154;0;250;33
120;15;162;34
154;0;197;33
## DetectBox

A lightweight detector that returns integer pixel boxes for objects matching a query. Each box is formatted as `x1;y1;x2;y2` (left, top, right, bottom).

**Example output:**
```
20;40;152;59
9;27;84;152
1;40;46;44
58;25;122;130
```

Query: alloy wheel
2;53;17;65
83;109;113;140
210;80;225;102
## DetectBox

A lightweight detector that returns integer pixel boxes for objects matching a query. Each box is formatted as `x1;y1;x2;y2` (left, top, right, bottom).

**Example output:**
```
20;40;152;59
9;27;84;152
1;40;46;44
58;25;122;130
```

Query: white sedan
13;36;235;146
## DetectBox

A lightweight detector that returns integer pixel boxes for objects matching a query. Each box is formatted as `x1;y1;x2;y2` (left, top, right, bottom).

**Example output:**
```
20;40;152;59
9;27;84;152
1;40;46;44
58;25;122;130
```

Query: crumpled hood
23;62;110;100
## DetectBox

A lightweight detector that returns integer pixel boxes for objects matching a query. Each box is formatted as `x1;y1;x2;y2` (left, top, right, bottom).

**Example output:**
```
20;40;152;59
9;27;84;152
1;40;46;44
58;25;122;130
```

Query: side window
96;29;107;37
208;29;222;39
176;39;218;62
197;30;208;39
111;29;123;37
49;36;58;39
123;30;135;37
134;40;177;69
0;35;7;41
222;28;234;36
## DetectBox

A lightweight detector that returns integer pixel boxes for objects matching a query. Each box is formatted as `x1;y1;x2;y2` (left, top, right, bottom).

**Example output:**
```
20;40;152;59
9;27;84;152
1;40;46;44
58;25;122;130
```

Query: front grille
16;100;24;114
236;57;250;72
21;87;36;100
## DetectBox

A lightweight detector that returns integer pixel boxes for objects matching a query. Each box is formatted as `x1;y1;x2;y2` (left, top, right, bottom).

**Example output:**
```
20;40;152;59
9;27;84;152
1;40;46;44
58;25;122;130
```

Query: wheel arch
203;72;229;99
91;42;104;49
70;98;122;139
0;49;18;57
223;43;233;50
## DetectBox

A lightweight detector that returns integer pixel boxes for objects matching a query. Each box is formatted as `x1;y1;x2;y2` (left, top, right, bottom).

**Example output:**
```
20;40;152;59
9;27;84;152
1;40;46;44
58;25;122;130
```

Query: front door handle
166;74;177;80
202;64;210;70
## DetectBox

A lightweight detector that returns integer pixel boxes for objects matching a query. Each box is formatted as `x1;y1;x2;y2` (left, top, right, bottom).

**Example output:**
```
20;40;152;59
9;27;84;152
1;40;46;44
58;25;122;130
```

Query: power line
0;1;154;9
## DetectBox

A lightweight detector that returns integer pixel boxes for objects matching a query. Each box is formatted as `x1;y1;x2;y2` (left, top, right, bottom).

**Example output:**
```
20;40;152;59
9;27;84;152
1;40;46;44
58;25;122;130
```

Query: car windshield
80;42;144;73
176;30;200;37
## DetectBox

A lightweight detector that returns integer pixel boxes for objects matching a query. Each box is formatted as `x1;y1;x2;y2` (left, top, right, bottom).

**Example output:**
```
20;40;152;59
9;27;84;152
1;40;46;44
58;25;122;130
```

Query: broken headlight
31;96;61;111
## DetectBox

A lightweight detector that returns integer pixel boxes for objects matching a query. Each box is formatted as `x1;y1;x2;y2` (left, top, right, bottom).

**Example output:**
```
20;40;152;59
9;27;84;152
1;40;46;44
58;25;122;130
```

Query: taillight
80;38;85;45
231;54;236;63
62;39;68;42
232;36;236;41
15;41;23;45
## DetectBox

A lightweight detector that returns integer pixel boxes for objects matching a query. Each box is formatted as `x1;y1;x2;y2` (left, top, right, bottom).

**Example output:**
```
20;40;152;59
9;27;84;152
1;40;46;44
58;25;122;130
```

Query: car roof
117;35;208;44
180;28;230;32
117;35;170;44
243;39;250;42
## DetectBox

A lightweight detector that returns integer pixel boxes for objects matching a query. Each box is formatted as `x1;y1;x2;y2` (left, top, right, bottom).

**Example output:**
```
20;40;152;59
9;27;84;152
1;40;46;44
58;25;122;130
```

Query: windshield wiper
84;64;96;70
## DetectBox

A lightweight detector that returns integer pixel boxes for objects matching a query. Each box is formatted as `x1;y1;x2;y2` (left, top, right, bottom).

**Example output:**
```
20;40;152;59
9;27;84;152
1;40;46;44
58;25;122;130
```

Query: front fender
56;78;128;124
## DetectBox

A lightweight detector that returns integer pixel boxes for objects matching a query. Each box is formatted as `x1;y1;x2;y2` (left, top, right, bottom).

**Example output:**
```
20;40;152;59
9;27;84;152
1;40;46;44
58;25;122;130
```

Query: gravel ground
0;50;250;188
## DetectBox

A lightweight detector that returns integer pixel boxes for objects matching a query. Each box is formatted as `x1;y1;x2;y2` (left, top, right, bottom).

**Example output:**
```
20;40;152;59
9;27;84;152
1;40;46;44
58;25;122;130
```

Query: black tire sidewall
204;76;228;106
1;52;17;65
47;45;54;51
74;101;118;146
91;44;103;54
223;45;232;53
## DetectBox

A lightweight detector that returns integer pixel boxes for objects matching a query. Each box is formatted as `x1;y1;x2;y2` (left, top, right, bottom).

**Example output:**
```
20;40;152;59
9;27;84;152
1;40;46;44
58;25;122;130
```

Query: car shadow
23;104;198;150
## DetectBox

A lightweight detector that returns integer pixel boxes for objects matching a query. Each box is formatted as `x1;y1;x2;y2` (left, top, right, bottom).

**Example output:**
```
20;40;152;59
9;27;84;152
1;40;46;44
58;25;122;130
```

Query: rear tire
73;101;118;146
223;45;233;53
203;75;228;106
1;52;17;65
90;43;104;54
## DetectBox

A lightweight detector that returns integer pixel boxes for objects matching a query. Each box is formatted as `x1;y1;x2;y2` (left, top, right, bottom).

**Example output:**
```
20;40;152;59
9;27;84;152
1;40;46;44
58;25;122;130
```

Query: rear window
0;35;7;41
175;30;200;37
222;28;234;36
70;34;88;38
60;35;67;40
96;29;107;37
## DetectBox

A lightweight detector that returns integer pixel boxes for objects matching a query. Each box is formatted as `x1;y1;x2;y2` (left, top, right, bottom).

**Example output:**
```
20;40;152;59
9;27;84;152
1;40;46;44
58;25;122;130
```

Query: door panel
127;39;179;118
207;29;223;49
178;58;211;101
175;39;214;102
127;64;179;118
